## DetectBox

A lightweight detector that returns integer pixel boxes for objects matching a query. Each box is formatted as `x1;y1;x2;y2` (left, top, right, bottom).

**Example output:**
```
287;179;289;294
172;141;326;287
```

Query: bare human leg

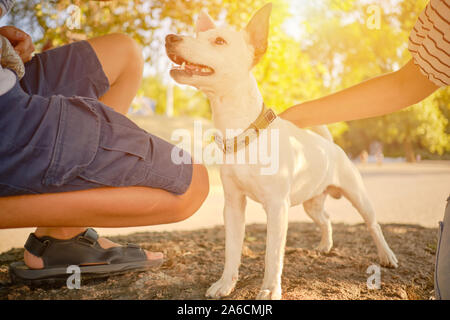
88;33;145;114
0;33;210;269
9;163;209;268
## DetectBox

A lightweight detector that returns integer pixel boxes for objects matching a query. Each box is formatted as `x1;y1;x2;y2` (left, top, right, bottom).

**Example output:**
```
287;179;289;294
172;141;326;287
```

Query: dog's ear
196;11;216;33
245;3;272;66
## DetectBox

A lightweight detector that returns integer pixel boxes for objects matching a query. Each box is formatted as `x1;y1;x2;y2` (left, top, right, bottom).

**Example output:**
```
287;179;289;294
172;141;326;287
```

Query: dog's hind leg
206;177;247;298
303;192;333;253
336;154;398;268
257;198;290;300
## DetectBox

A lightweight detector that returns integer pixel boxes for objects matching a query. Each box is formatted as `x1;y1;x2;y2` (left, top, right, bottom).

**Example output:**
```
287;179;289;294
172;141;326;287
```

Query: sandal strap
24;233;48;257
24;228;99;258
23;228;147;268
77;228;99;245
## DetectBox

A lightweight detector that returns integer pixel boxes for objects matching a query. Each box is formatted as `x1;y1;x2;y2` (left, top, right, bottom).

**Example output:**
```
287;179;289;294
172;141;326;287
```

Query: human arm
279;59;439;127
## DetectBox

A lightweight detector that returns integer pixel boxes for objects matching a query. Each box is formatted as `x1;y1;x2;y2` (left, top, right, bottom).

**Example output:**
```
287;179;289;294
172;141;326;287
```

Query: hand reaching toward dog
0;26;34;63
279;59;439;128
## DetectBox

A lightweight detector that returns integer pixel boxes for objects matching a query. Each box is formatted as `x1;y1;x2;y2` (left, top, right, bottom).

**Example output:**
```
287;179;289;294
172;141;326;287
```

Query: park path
0;161;448;253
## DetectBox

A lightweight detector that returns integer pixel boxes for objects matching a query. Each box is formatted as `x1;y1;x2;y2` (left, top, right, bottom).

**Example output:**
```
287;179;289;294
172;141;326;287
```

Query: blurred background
0;0;448;252
6;0;450;161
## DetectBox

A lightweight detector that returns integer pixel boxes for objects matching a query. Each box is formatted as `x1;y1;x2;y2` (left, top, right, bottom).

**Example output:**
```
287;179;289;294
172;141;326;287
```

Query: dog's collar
213;103;277;154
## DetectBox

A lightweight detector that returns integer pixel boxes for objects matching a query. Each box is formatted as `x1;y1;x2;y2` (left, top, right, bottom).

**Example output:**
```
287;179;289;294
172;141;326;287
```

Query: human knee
111;33;144;75
173;164;209;222
193;163;210;203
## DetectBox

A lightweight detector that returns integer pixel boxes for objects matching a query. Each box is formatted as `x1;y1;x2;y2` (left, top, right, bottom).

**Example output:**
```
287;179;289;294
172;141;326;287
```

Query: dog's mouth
168;53;215;77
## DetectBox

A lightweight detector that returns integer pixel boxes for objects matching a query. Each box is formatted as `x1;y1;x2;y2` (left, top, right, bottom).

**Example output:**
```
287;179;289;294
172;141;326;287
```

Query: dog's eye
214;37;227;45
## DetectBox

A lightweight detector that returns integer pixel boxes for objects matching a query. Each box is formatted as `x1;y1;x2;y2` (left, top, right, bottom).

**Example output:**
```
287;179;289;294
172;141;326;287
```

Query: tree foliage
6;0;450;159
293;0;450;159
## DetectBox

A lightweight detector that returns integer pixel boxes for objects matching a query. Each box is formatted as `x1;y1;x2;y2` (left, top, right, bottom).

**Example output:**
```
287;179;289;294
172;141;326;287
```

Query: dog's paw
378;248;398;268
256;287;282;300
315;240;333;253
206;278;237;298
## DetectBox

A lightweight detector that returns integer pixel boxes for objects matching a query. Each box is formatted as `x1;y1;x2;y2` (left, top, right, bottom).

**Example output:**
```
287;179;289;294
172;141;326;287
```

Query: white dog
165;3;398;300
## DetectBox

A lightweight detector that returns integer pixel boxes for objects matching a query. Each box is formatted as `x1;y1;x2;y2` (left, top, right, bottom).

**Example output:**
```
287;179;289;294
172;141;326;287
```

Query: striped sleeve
408;0;450;87
0;0;15;18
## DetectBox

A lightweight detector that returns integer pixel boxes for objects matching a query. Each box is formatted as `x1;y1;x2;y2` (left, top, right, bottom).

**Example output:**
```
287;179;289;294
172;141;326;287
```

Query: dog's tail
308;125;333;142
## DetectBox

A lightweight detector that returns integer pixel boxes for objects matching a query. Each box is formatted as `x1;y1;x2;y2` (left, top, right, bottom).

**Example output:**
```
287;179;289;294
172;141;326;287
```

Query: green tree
294;0;450;160
7;0;450;160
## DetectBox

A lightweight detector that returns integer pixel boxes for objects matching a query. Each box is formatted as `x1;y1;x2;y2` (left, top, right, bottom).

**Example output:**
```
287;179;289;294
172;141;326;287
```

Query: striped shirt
408;0;450;87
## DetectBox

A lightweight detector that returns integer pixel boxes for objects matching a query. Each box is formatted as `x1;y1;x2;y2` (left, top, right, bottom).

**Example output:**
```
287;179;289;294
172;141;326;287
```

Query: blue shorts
0;40;192;196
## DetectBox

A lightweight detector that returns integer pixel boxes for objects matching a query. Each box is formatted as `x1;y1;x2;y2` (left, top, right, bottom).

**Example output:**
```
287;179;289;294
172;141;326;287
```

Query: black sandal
9;228;163;284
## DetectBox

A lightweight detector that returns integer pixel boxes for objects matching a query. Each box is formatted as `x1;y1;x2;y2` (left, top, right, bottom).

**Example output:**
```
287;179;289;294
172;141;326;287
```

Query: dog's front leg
257;198;290;300
206;182;246;298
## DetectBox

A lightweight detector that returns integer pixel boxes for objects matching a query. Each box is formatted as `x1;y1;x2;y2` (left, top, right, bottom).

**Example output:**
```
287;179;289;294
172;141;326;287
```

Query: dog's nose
166;34;183;45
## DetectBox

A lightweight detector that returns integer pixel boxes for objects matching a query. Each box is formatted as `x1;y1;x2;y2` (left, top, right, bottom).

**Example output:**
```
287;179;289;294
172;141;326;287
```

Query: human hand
0;26;34;63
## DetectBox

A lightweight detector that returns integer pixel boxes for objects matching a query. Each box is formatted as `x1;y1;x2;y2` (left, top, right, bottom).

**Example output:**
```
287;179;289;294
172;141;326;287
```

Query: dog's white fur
166;4;398;300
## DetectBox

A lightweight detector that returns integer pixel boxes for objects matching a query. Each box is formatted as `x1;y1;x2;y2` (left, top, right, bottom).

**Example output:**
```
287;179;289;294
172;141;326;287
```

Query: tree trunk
403;139;416;163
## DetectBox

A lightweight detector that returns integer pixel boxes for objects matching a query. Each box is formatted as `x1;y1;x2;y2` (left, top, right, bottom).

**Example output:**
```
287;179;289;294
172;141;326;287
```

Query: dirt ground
0;222;437;300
